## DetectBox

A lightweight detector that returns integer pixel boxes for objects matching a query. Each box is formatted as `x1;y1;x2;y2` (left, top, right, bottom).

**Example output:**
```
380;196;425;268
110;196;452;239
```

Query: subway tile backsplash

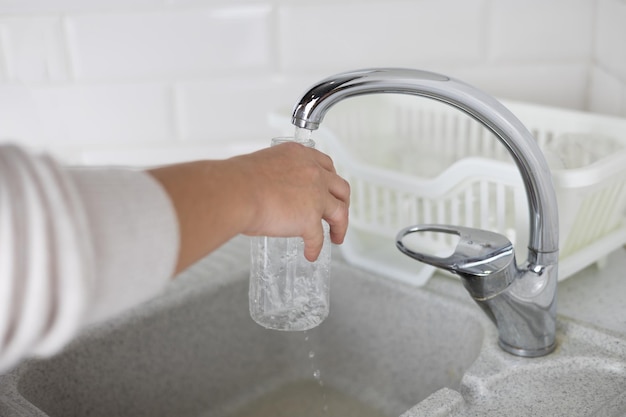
0;16;69;82
29;83;174;145
174;76;290;143
65;6;273;81
596;0;626;81
489;0;594;63
0;0;625;165
278;0;488;73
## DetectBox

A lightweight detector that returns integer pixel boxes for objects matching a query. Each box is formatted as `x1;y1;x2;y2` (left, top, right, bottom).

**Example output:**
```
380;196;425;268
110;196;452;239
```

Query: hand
149;142;350;273
233;142;350;261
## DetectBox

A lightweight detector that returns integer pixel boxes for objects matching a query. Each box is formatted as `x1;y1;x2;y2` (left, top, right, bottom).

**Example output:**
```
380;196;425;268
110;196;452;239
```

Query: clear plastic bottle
249;136;331;331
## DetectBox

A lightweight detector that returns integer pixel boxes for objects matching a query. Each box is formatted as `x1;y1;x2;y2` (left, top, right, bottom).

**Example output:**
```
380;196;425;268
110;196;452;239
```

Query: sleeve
67;166;179;325
0;144;179;373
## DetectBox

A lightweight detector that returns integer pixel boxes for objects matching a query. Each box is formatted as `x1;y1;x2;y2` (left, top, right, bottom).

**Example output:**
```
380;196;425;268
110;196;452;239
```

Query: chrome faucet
291;68;559;357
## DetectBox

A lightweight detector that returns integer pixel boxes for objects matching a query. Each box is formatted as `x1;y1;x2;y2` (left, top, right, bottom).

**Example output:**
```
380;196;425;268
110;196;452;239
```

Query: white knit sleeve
0;145;94;371
67;166;179;326
0;145;179;373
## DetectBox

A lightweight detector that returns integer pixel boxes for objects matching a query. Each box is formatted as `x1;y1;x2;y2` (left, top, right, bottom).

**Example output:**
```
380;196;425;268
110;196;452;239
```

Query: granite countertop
557;246;626;337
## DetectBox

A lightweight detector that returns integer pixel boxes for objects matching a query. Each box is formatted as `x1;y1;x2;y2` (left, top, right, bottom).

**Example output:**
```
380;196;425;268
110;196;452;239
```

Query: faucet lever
396;225;517;299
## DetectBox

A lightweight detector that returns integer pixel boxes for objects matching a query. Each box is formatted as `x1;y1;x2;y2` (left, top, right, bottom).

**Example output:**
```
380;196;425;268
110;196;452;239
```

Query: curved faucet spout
291;68;560;357
292;68;558;260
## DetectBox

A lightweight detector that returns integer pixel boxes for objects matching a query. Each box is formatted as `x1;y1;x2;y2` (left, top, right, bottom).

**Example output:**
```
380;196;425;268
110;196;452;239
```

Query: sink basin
1;238;486;417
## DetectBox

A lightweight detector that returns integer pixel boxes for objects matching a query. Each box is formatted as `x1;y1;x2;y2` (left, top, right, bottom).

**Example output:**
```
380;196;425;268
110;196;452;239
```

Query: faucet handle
396;225;517;298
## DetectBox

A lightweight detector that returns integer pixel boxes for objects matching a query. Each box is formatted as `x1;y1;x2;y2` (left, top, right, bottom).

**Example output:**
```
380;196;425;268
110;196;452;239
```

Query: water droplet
308;350;315;359
313;369;321;380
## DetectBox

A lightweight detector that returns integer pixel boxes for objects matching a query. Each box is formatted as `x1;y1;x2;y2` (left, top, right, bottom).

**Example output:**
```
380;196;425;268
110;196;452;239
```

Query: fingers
303;177;350;260
328;173;350;209
324;195;349;245
325;168;350;241
300;146;350;249
302;222;325;262
302;202;348;261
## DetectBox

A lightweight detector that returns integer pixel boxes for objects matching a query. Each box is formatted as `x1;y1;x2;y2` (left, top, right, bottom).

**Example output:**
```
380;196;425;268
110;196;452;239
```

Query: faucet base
499;339;557;358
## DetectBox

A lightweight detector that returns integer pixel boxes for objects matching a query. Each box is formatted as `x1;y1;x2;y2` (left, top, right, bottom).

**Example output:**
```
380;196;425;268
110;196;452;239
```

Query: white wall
590;0;626;117
0;0;624;165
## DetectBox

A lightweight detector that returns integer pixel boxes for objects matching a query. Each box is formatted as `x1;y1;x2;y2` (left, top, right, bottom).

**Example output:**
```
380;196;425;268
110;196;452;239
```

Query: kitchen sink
3;238;626;417
1;238;486;417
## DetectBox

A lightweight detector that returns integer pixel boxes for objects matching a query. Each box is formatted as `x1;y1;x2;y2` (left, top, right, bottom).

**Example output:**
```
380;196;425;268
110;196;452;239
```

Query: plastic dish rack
272;95;626;286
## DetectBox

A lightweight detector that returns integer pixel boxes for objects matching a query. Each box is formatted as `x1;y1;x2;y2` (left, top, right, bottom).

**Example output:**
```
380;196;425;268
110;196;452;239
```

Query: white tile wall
0;0;273;14
596;0;626;76
0;16;68;82
589;66;624;116
66;6;272;81
278;0;488;73
0;0;623;165
489;0;593;63
26;82;173;145
174;74;327;145
0;24;8;81
450;64;589;109
592;0;626;116
175;76;283;143
0;84;45;144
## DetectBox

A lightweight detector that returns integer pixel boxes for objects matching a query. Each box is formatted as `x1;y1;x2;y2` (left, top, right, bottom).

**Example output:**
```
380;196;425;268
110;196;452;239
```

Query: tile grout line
59;14;77;82
0;23;13;80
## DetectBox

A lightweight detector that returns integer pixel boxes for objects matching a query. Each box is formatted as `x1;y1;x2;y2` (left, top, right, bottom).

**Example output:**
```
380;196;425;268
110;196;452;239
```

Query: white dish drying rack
271;95;626;286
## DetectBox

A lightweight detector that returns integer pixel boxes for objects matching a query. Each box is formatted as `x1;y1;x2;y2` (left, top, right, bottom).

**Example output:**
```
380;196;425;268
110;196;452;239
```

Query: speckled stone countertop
557;247;626;337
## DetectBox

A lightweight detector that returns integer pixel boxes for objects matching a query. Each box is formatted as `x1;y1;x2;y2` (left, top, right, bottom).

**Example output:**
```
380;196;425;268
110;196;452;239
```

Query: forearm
148;159;252;274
